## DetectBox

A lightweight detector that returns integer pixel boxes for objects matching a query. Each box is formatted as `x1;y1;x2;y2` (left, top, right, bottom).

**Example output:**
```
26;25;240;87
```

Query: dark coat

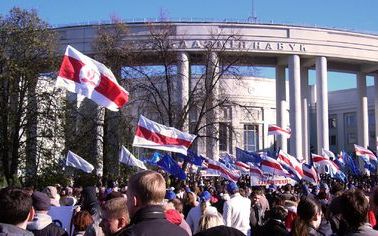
0;223;33;236
29;222;68;236
120;205;189;236
194;225;245;236
256;219;288;236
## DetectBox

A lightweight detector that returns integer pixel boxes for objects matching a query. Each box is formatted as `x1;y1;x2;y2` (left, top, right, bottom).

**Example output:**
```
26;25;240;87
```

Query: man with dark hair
27;191;68;236
255;206;288;236
340;189;377;235
0;187;34;235
123;170;188;235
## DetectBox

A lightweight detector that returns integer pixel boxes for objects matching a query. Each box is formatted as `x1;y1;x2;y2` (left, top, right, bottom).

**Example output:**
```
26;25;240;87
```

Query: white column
275;65;287;152
357;72;369;147
374;75;378;152
301;67;309;161
316;56;329;153
206;52;219;160
177;52;190;132
288;55;303;159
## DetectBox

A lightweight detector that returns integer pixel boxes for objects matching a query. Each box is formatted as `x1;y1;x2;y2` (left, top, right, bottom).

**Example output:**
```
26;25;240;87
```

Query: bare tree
0;8;58;186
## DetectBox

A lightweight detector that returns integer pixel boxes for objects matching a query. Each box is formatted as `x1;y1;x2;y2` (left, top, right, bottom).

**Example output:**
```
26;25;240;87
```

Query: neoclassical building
56;22;378;162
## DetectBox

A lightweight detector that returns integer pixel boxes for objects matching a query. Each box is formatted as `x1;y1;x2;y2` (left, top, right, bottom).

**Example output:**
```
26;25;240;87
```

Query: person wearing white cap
223;182;251;236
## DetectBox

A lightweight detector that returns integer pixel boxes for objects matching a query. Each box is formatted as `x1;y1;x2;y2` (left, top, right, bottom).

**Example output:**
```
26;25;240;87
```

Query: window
219;122;232;152
329;135;337;146
344;113;356;127
244;124;258;152
328;116;336;129
347;133;357;144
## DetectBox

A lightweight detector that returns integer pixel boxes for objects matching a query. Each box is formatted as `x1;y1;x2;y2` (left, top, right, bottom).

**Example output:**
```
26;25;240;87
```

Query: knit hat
165;190;176;200
199;191;211;202
226;182;239;194
32;191;51;211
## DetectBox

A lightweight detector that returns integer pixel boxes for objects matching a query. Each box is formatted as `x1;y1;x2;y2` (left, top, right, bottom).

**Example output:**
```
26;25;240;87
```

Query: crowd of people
1;171;378;236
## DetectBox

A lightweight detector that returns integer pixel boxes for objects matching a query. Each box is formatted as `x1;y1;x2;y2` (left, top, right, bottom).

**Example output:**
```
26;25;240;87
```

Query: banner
250;175;296;186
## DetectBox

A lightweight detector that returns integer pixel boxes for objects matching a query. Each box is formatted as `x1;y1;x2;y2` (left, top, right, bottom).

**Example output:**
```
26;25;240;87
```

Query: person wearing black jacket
27;191;68;236
122;170;188;236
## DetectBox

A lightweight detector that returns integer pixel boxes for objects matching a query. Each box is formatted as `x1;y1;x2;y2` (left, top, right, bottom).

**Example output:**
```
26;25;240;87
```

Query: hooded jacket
27;212;68;236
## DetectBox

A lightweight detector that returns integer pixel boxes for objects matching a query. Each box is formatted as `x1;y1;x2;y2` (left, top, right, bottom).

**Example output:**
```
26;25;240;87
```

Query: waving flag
312;153;346;182
268;124;291;138
248;162;265;177
340;151;360;175
277;150;303;180
56;45;128;111
354;144;377;162
260;154;290;177
322;148;336;160
334;151;346;168
119;146;147;170
235;161;250;173
302;163;319;184
236;147;262;164
206;158;240;182
156;154;187;180
177;150;204;166
65;151;94;173
133;115;196;155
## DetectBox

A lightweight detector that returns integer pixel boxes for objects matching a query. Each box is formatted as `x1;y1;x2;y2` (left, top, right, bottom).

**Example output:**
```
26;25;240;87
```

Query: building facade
56;22;378;162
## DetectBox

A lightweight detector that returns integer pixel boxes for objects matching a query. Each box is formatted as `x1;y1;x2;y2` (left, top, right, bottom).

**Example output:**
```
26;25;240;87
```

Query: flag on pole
354;144;378;162
65;151;94;173
312;153;346;182
235;147;262;164
177;150;205;166
268;124;291;138
56;45;129;111
119;146;147;170
248;162;265;177
302;163;319;184
235;161;250;173
206;158;240;182
260;154;290;177
156;154;187;180
277;150;303;180
322;148;336;160
340;150;360;175
132;115;196;155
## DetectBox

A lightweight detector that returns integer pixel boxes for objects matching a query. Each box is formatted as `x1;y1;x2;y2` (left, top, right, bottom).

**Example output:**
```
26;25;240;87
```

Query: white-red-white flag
56;45;129;111
277;150;304;180
132;115;196;155
268;124;291;138
260;154;290;177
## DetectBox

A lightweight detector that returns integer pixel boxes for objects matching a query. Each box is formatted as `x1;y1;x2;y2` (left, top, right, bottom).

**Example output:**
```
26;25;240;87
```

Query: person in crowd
82;186;105;236
340;189;378;235
370;186;378;230
197;208;224;232
27;191;68;236
124;170;189;235
0;187;34;235
72;210;94;236
291;197;325;236
99;197;130;236
186;190;218;234
183;190;199;217
164;201;192;236
43;186;61;207
256;205;288;236
223;182;251;235
250;189;265;233
60;187;77;206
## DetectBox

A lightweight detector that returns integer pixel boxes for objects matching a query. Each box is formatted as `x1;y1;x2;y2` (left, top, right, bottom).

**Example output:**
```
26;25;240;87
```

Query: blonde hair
198;210;224;232
101;197;129;222
128;170;166;205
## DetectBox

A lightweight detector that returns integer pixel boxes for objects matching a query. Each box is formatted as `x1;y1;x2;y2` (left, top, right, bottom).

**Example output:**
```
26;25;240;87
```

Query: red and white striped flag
260;154;290;177
248;162;265;177
268;124;291;138
302;163;319;184
56;45;129;111
277;150;303;180
132;115;196;155
354;144;377;162
235;161;250;173
206;158;240;182
311;153;339;174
